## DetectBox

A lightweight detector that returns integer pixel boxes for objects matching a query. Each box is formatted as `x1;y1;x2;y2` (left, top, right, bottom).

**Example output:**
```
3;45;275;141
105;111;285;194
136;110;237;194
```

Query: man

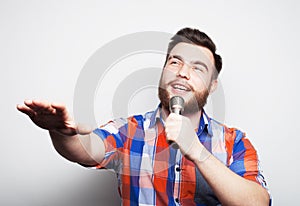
17;28;270;205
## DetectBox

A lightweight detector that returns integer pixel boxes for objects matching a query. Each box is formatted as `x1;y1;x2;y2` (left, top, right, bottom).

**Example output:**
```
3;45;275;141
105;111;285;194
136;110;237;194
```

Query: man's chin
170;93;194;105
159;87;208;115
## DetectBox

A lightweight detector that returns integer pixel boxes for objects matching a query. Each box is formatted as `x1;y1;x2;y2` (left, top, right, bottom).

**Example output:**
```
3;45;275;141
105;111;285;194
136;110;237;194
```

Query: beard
158;80;209;115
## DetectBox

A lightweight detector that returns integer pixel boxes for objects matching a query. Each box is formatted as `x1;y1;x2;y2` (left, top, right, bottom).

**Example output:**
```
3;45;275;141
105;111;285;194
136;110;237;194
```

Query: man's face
158;42;217;114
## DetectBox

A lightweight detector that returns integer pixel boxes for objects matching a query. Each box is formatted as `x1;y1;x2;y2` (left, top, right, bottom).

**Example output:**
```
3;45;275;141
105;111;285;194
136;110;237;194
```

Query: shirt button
175;198;179;203
175;166;181;172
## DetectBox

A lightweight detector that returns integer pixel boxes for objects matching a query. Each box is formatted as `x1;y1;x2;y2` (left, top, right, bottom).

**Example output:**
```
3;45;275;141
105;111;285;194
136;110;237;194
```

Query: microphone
168;96;185;149
169;96;184;115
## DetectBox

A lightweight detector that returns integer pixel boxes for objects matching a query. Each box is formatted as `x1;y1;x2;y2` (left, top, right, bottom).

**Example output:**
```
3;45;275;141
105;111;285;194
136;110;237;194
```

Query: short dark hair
165;28;222;78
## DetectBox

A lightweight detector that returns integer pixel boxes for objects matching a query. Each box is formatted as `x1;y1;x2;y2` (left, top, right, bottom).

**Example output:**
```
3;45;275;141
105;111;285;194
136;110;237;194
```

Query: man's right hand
17;100;78;136
17;99;103;165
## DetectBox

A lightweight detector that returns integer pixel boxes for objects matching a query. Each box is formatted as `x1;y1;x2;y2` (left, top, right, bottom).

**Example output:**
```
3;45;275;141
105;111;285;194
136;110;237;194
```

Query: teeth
173;84;188;91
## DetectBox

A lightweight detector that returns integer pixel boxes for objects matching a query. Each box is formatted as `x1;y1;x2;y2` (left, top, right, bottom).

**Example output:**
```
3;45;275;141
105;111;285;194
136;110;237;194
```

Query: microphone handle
168;109;180;149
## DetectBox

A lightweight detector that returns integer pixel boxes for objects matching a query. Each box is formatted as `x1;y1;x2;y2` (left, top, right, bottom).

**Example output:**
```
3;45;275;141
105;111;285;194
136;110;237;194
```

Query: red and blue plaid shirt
91;106;269;205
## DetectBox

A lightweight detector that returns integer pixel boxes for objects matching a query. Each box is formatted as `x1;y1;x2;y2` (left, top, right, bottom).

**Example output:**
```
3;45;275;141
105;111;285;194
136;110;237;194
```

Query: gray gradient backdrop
1;0;299;205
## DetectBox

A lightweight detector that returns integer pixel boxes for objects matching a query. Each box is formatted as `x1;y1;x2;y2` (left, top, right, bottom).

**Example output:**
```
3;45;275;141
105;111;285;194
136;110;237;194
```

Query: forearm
193;145;270;206
49;131;105;166
164;113;270;205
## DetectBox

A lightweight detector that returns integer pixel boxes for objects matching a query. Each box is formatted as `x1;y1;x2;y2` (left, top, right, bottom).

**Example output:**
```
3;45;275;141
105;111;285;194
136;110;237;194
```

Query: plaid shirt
92;106;268;206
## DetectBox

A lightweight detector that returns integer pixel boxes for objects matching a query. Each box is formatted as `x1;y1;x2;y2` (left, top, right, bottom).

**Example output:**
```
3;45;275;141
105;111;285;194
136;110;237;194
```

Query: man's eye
194;66;205;72
170;60;180;65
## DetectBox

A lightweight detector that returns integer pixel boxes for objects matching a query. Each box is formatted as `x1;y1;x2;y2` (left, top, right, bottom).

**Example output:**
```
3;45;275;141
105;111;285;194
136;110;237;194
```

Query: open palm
17;100;76;136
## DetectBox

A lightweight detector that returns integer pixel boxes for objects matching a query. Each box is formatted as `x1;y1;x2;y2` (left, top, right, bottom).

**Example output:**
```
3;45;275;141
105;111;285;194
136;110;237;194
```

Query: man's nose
177;64;190;80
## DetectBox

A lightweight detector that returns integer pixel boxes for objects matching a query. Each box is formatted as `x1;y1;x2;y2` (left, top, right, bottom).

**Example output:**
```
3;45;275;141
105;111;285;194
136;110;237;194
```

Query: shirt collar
149;104;163;128
197;110;213;137
149;104;213;137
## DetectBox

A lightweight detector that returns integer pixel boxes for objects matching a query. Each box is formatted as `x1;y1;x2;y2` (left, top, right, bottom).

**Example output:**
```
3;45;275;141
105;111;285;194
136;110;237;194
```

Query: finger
168;113;181;118
166;113;181;124
16;104;36;118
165;118;181;129
24;99;55;115
32;100;57;115
24;99;44;112
32;99;51;109
51;102;67;115
17;104;33;113
24;99;34;107
164;126;177;140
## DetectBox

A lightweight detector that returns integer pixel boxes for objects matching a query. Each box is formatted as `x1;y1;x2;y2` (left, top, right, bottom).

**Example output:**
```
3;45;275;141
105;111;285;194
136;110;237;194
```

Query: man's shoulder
127;110;155;120
116;110;156;127
208;117;245;143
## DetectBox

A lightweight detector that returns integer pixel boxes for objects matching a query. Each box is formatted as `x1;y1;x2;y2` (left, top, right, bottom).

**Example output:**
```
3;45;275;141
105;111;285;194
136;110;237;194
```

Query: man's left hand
165;113;203;161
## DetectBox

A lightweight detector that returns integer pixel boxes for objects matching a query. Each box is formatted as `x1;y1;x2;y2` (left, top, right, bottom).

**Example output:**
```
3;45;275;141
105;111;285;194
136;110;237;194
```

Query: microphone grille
169;96;184;112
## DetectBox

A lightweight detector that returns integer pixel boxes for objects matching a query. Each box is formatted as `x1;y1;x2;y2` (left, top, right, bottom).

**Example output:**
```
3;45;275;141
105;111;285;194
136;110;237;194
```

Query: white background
1;0;299;205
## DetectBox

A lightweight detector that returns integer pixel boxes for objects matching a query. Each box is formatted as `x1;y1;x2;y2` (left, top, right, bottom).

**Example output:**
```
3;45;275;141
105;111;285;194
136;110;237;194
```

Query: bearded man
17;28;270;206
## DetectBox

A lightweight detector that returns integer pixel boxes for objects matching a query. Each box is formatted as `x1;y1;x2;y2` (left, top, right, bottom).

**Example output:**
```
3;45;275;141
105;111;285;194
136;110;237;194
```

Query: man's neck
161;107;202;130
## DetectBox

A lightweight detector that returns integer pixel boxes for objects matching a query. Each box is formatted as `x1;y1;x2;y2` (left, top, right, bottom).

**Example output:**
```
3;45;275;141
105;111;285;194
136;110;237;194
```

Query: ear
209;79;218;94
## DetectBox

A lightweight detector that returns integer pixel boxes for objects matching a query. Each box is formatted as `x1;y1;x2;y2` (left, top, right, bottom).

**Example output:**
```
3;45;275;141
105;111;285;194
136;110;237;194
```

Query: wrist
49;129;77;140
190;143;212;164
